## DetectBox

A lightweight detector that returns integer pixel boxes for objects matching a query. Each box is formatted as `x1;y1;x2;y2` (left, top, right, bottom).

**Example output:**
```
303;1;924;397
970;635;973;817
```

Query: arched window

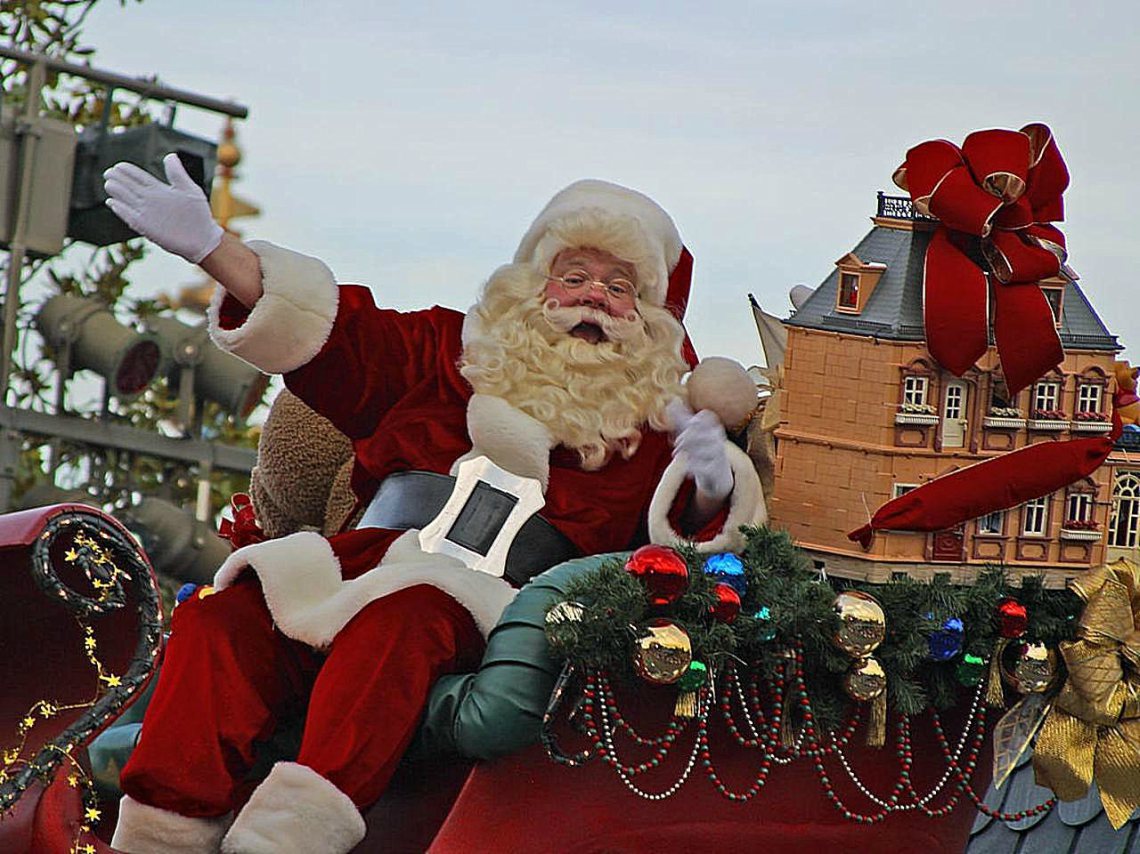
1109;472;1140;548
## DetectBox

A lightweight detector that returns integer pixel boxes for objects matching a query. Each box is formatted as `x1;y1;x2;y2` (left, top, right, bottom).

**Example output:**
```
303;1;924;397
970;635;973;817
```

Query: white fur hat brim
513;179;682;307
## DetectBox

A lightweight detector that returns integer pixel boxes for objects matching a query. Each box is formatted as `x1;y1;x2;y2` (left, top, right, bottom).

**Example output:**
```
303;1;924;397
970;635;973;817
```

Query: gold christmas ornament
1004;642;1059;694
633;619;693;685
843;656;887;701
833;590;886;657
845;656;888;748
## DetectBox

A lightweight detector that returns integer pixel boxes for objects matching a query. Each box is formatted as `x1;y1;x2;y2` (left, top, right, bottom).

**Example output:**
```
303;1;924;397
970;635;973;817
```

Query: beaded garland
542;526;1075;820
545;654;1055;821
548;527;1080;733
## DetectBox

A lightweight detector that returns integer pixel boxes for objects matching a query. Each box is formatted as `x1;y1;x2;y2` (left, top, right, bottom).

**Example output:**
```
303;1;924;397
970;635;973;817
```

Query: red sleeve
280;289;455;441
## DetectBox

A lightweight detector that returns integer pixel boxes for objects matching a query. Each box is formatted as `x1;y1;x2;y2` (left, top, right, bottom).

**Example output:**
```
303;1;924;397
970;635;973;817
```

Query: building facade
767;193;1134;586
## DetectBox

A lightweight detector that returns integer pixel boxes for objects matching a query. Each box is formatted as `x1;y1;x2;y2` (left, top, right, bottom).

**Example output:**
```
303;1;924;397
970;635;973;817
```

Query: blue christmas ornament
927;616;965;662
175;583;199;605
703;553;747;596
754;605;777;642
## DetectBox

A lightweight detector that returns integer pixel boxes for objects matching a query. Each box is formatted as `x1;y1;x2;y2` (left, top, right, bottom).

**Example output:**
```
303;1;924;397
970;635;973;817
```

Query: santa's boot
221;762;366;854
111;795;231;853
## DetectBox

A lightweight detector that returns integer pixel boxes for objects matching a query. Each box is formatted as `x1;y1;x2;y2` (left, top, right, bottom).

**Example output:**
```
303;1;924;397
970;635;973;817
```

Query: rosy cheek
543;282;570;306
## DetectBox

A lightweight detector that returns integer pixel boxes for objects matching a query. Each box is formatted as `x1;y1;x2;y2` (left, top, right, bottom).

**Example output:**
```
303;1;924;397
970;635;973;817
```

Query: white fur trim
207;240;339;375
111;795;230;854
221;762;364;854
214;531;516;648
647;443;767;554
463;393;552;490
514;180;682;307
460;303;483;347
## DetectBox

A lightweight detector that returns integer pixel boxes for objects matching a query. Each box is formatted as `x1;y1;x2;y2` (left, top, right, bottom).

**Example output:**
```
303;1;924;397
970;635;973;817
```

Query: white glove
103;153;224;264
667;399;734;502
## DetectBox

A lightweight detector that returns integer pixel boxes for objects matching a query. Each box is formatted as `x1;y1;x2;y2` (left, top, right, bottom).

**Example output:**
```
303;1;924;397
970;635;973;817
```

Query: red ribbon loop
893;123;1069;395
218;492;265;550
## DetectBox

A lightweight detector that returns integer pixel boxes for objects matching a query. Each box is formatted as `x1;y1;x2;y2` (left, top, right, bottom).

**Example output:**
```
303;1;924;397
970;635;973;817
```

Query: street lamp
68;123;217;247
146;314;269;423
35;293;161;400
14;483;99;511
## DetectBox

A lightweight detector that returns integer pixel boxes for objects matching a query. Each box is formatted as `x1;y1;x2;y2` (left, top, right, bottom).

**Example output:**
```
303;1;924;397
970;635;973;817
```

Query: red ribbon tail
848;524;874;550
991;281;1064;396
848;431;1115;543
923;228;989;376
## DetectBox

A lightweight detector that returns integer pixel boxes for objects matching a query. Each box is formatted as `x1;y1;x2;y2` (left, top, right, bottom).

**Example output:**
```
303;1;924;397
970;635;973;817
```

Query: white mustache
541;302;643;342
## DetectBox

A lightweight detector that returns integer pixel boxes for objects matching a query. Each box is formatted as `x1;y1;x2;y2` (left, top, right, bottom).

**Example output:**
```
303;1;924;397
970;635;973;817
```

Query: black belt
357;470;580;588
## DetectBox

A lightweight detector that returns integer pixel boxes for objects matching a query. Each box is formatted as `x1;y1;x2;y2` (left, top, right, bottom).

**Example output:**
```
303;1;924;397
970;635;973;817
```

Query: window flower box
895;403;939;426
1071;411;1112;433
1060;519;1101;541
1027;409;1068;431
1060;527;1103;541
983;408;1026;430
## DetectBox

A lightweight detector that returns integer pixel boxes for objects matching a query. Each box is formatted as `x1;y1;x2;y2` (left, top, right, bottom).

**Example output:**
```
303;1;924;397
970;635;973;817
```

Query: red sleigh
0;501;1012;854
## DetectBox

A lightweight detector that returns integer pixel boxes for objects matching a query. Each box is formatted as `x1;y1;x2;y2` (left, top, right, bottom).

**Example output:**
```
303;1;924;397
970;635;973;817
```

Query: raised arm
103;153;263;307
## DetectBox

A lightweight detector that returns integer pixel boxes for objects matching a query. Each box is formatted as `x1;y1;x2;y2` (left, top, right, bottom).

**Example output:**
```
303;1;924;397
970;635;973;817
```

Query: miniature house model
765;192;1138;585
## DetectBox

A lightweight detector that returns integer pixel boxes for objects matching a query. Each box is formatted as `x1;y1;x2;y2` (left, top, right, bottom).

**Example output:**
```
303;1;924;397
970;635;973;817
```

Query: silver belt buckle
418;456;545;577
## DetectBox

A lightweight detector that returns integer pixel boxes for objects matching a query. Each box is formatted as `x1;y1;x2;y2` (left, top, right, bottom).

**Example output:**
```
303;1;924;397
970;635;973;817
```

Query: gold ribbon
1033;558;1140;829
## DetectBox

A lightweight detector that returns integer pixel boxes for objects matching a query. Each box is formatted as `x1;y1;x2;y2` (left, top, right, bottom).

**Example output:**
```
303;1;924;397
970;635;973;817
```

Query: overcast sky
74;1;1139;374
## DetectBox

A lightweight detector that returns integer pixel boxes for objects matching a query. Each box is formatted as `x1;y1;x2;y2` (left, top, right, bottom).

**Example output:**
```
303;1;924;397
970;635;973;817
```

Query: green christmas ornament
956;652;987;686
544;600;585;654
676;661;708;692
674;660;708;718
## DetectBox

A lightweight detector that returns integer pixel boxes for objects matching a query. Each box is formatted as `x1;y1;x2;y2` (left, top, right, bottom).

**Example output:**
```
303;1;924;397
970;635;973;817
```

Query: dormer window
833;253;886;314
1041;285;1064;326
838;273;860;311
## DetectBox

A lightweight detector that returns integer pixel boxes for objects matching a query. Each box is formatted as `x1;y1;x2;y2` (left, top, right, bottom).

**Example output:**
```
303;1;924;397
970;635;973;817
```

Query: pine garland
547;526;1082;733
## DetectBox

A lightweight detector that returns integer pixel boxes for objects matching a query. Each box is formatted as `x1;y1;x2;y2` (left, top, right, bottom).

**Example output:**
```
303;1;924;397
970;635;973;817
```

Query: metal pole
0;45;249;119
0;56;47;404
0;426;18;511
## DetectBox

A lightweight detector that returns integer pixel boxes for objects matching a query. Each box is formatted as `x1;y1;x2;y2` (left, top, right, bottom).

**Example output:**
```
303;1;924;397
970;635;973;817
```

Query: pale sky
73;1;1140;374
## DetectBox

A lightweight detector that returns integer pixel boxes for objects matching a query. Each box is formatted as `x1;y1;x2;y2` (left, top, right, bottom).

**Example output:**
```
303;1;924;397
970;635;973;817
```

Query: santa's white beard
460;264;687;470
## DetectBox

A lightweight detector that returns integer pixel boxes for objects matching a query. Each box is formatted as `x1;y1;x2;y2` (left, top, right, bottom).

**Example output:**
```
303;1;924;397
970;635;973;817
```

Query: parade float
4;122;1140;853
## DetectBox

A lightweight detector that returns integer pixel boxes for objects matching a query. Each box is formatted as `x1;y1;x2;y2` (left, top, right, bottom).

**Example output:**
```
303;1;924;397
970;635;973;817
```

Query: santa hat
513;178;697;364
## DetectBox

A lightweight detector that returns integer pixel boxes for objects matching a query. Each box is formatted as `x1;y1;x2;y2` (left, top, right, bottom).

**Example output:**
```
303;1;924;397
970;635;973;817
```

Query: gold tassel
674;689;698;719
867;687;887;747
987;639;1010;708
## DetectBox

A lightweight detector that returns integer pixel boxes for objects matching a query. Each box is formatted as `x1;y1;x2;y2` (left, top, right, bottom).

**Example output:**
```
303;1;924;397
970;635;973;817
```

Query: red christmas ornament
624;545;689;608
997;598;1028;638
709;583;741;623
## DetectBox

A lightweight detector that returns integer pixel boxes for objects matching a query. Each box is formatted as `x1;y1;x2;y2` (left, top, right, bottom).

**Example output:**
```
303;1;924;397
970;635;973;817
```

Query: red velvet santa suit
113;237;765;854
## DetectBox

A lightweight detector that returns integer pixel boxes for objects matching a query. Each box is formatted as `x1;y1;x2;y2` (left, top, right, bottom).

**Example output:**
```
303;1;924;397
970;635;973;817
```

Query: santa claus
101;156;765;854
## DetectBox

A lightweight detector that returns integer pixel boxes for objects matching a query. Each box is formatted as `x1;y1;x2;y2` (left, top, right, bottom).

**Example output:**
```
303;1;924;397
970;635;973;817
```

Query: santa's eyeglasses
544;270;637;302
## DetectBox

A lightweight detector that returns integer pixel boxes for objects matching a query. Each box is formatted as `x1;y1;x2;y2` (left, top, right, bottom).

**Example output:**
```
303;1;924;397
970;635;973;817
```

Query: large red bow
893;123;1068;394
218;493;265;550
